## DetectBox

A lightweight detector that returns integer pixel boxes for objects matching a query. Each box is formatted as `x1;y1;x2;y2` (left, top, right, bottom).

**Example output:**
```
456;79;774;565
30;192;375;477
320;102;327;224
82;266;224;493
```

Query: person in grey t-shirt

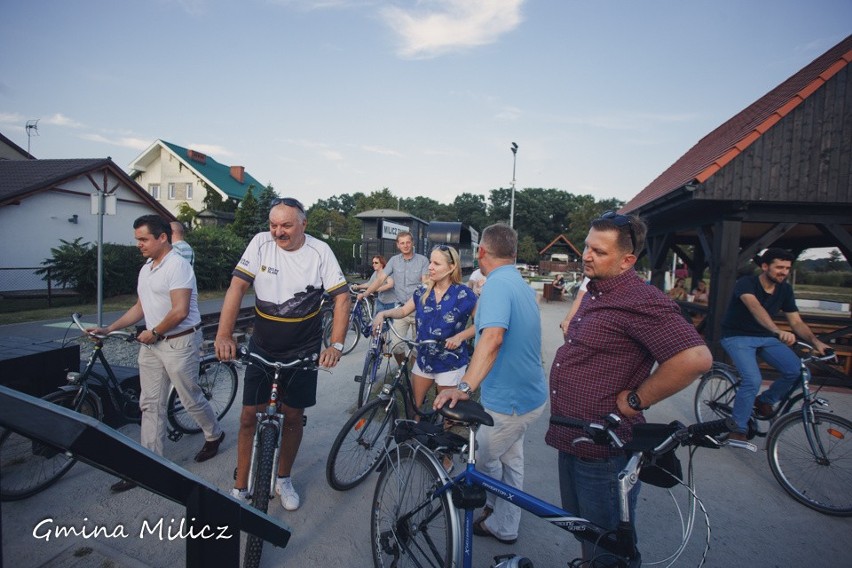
170;221;194;266
357;231;428;362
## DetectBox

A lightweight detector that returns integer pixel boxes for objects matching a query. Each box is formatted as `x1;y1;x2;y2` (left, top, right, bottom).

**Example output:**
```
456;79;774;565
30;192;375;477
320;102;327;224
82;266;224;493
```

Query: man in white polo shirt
92;215;225;493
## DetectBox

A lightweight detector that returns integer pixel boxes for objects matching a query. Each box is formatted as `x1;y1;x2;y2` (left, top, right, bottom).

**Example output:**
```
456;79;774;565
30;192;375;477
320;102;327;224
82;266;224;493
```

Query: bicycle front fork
246;413;284;497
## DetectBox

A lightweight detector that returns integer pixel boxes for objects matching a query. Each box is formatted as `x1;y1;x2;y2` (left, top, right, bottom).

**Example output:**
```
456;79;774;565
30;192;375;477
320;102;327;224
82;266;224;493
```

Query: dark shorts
241;339;319;408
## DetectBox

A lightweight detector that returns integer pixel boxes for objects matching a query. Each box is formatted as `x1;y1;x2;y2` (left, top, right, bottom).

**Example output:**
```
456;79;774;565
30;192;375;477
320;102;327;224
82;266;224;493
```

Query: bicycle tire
244;423;279;568
693;367;738;424
358;350;393;408
326;397;399;491
0;390;99;501
167;359;238;434
766;410;852;516
323;313;360;355
320;307;334;348
371;444;456;568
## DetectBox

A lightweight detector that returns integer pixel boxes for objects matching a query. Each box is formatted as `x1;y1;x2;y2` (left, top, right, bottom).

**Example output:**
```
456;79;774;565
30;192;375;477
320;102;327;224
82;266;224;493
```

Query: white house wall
133;146;211;218
0;174;164;292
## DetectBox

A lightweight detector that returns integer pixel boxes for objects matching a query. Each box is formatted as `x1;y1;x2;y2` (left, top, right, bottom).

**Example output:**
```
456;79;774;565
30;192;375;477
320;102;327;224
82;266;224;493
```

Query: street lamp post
509;142;518;228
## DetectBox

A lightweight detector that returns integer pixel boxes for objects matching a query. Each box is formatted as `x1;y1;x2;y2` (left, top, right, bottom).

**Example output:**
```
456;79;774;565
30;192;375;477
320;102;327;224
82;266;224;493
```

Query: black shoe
754;399;774;418
195;432;225;463
473;518;517;545
110;479;138;493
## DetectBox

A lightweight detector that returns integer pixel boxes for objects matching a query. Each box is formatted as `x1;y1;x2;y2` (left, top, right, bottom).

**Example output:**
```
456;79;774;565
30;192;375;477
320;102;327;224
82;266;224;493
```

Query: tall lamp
509;142;518;228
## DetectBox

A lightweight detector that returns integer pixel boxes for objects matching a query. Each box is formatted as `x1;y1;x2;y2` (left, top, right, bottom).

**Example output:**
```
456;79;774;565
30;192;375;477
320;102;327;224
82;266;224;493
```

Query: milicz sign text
381;220;409;240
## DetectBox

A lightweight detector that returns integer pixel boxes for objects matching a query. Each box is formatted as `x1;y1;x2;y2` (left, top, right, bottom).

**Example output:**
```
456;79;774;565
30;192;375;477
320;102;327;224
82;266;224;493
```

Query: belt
162;324;201;340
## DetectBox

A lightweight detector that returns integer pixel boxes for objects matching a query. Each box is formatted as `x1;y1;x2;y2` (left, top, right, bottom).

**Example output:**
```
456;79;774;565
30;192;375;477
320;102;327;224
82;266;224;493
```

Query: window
168;183;176;200
149;184;160;199
186;183;193;200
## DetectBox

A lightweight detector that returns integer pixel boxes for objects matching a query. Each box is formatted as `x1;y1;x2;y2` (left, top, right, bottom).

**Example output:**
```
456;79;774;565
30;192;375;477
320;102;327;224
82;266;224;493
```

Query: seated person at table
691;280;709;304
667;277;687;301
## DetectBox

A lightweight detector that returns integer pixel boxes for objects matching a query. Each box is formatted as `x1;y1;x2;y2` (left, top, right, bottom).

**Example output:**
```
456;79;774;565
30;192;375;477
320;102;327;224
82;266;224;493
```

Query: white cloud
381;0;524;59
42;113;85;128
361;145;402;157
79;133;152;151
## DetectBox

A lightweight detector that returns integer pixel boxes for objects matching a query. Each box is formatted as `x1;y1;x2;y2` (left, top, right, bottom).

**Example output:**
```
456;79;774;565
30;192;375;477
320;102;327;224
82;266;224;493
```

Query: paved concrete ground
2;296;851;567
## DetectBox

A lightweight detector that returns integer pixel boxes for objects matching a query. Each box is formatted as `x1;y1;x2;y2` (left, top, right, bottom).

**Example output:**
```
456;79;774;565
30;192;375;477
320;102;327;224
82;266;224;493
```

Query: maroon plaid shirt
545;269;705;459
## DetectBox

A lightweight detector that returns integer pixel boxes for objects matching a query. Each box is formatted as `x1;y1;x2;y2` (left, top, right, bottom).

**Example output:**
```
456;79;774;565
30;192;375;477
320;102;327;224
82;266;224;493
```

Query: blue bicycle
323;285;373;356
370;399;734;568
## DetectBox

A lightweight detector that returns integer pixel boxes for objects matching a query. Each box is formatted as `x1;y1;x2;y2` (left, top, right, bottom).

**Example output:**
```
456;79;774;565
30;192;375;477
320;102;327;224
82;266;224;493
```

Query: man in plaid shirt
545;212;711;565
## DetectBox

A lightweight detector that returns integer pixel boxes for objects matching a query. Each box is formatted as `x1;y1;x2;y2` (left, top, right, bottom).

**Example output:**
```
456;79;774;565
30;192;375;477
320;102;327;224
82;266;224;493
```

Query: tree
176;202;198;226
230;185;260;241
202;184;237;213
453;193;488;232
356;188;398;212
517;235;539;264
253;183;280;234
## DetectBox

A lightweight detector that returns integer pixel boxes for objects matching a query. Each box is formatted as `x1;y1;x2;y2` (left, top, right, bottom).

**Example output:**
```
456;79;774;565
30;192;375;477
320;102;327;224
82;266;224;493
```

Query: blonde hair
421;245;462;304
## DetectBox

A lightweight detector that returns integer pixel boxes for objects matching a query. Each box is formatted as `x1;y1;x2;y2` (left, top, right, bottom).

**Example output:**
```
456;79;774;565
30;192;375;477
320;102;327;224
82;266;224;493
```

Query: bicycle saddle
439;400;494;427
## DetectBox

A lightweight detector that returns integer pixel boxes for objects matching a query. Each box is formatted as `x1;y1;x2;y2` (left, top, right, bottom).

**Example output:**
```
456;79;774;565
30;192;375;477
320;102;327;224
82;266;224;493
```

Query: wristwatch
331;342;344;352
626;390;649;411
151;328;162;341
457;382;472;394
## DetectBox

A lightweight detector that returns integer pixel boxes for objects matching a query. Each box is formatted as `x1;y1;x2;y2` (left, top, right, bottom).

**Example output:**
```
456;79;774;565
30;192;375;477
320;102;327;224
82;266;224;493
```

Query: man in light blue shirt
434;223;547;544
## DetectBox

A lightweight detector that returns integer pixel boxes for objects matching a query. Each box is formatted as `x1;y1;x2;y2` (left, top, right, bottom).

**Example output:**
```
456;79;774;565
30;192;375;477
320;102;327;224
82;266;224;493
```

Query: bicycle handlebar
71;312;135;342
382;320;461;358
793;340;836;363
237;346;321;371
550;414;735;456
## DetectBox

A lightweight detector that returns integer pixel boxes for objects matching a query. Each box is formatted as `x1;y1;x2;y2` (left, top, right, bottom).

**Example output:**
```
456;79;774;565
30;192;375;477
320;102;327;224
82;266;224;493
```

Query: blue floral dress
412;283;477;373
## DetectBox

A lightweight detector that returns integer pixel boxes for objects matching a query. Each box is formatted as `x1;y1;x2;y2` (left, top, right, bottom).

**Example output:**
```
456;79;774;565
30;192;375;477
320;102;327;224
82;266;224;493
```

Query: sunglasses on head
433;244;449;252
270;197;305;213
597;210;636;253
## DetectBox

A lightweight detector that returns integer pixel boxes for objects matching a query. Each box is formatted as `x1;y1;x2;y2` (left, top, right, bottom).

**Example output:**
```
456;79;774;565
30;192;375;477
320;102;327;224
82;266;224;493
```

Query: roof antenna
25;119;39;157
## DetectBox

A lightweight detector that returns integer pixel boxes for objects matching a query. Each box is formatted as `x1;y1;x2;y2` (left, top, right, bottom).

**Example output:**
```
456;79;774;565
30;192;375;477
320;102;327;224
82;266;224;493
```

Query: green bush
798;270;852;287
36;238;143;299
187;226;248;290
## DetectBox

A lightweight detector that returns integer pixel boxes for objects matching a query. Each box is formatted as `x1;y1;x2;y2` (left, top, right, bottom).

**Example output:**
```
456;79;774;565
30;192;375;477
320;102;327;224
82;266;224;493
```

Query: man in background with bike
433;223;548;545
545;212;711;565
356;231;428;363
91;215;225;493
721;247;830;441
214;197;350;511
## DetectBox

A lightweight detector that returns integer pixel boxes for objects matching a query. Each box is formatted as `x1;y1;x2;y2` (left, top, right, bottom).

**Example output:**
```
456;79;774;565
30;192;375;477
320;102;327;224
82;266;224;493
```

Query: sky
1;0;850;227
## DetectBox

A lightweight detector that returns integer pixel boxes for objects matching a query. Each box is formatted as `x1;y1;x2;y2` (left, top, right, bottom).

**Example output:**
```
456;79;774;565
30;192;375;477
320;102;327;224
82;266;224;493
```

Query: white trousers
477;402;546;540
137;331;222;456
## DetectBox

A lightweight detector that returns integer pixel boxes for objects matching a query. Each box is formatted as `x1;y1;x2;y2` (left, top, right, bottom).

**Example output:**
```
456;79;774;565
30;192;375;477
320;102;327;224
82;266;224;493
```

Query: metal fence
0;267;76;308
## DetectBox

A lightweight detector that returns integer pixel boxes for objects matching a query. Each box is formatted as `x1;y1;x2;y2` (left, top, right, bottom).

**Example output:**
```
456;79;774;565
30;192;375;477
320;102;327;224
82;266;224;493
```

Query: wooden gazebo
621;35;852;371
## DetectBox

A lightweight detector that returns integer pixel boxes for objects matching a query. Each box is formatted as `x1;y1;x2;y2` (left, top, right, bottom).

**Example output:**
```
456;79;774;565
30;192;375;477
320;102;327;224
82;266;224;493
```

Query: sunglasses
433;244;450;252
597;210;636;254
270;197;305;213
372;261;381;265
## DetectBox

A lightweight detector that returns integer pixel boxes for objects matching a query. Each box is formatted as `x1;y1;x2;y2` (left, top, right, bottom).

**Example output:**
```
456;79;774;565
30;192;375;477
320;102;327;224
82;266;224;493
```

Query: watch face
458;382;470;393
628;392;641;410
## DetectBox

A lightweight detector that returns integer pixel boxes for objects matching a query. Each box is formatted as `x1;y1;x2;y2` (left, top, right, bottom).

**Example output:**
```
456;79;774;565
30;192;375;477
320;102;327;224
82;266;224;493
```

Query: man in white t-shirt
92;215;225;493
215;197;350;511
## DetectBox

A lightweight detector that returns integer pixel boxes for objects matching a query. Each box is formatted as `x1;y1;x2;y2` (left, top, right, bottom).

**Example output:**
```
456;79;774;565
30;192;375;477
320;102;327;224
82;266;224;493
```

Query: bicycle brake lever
726;439;758;452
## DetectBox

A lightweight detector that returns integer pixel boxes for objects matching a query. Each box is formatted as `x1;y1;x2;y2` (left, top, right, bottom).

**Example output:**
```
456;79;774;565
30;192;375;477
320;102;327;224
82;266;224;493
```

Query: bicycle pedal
167;429;183;442
354;375;363;383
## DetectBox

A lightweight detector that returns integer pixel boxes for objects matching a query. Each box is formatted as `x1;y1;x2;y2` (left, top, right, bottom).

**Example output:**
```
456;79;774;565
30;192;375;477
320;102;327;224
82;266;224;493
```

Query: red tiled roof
622;34;852;214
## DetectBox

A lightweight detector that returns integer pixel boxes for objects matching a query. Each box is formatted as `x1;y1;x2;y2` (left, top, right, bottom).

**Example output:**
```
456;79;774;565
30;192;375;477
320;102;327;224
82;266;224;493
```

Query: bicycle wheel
244;423;279;568
0;390;99;501
320;307;334;348
323;313;360;355
326;397;399;491
766;410;852;516
371;444;456;568
167;359;239;434
694;367;738;424
358;350;393;408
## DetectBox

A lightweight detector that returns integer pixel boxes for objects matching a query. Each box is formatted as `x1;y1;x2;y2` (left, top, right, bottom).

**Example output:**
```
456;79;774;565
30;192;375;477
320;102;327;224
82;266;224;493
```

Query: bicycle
371;398;735;568
354;318;396;408
0;312;238;501
693;341;852;516
235;347;322;568
325;324;448;492
323;285;374;355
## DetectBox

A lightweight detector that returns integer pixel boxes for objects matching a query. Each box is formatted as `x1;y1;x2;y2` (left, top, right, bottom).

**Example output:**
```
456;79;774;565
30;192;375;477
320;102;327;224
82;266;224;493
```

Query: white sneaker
230;487;249;503
275;477;300;511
